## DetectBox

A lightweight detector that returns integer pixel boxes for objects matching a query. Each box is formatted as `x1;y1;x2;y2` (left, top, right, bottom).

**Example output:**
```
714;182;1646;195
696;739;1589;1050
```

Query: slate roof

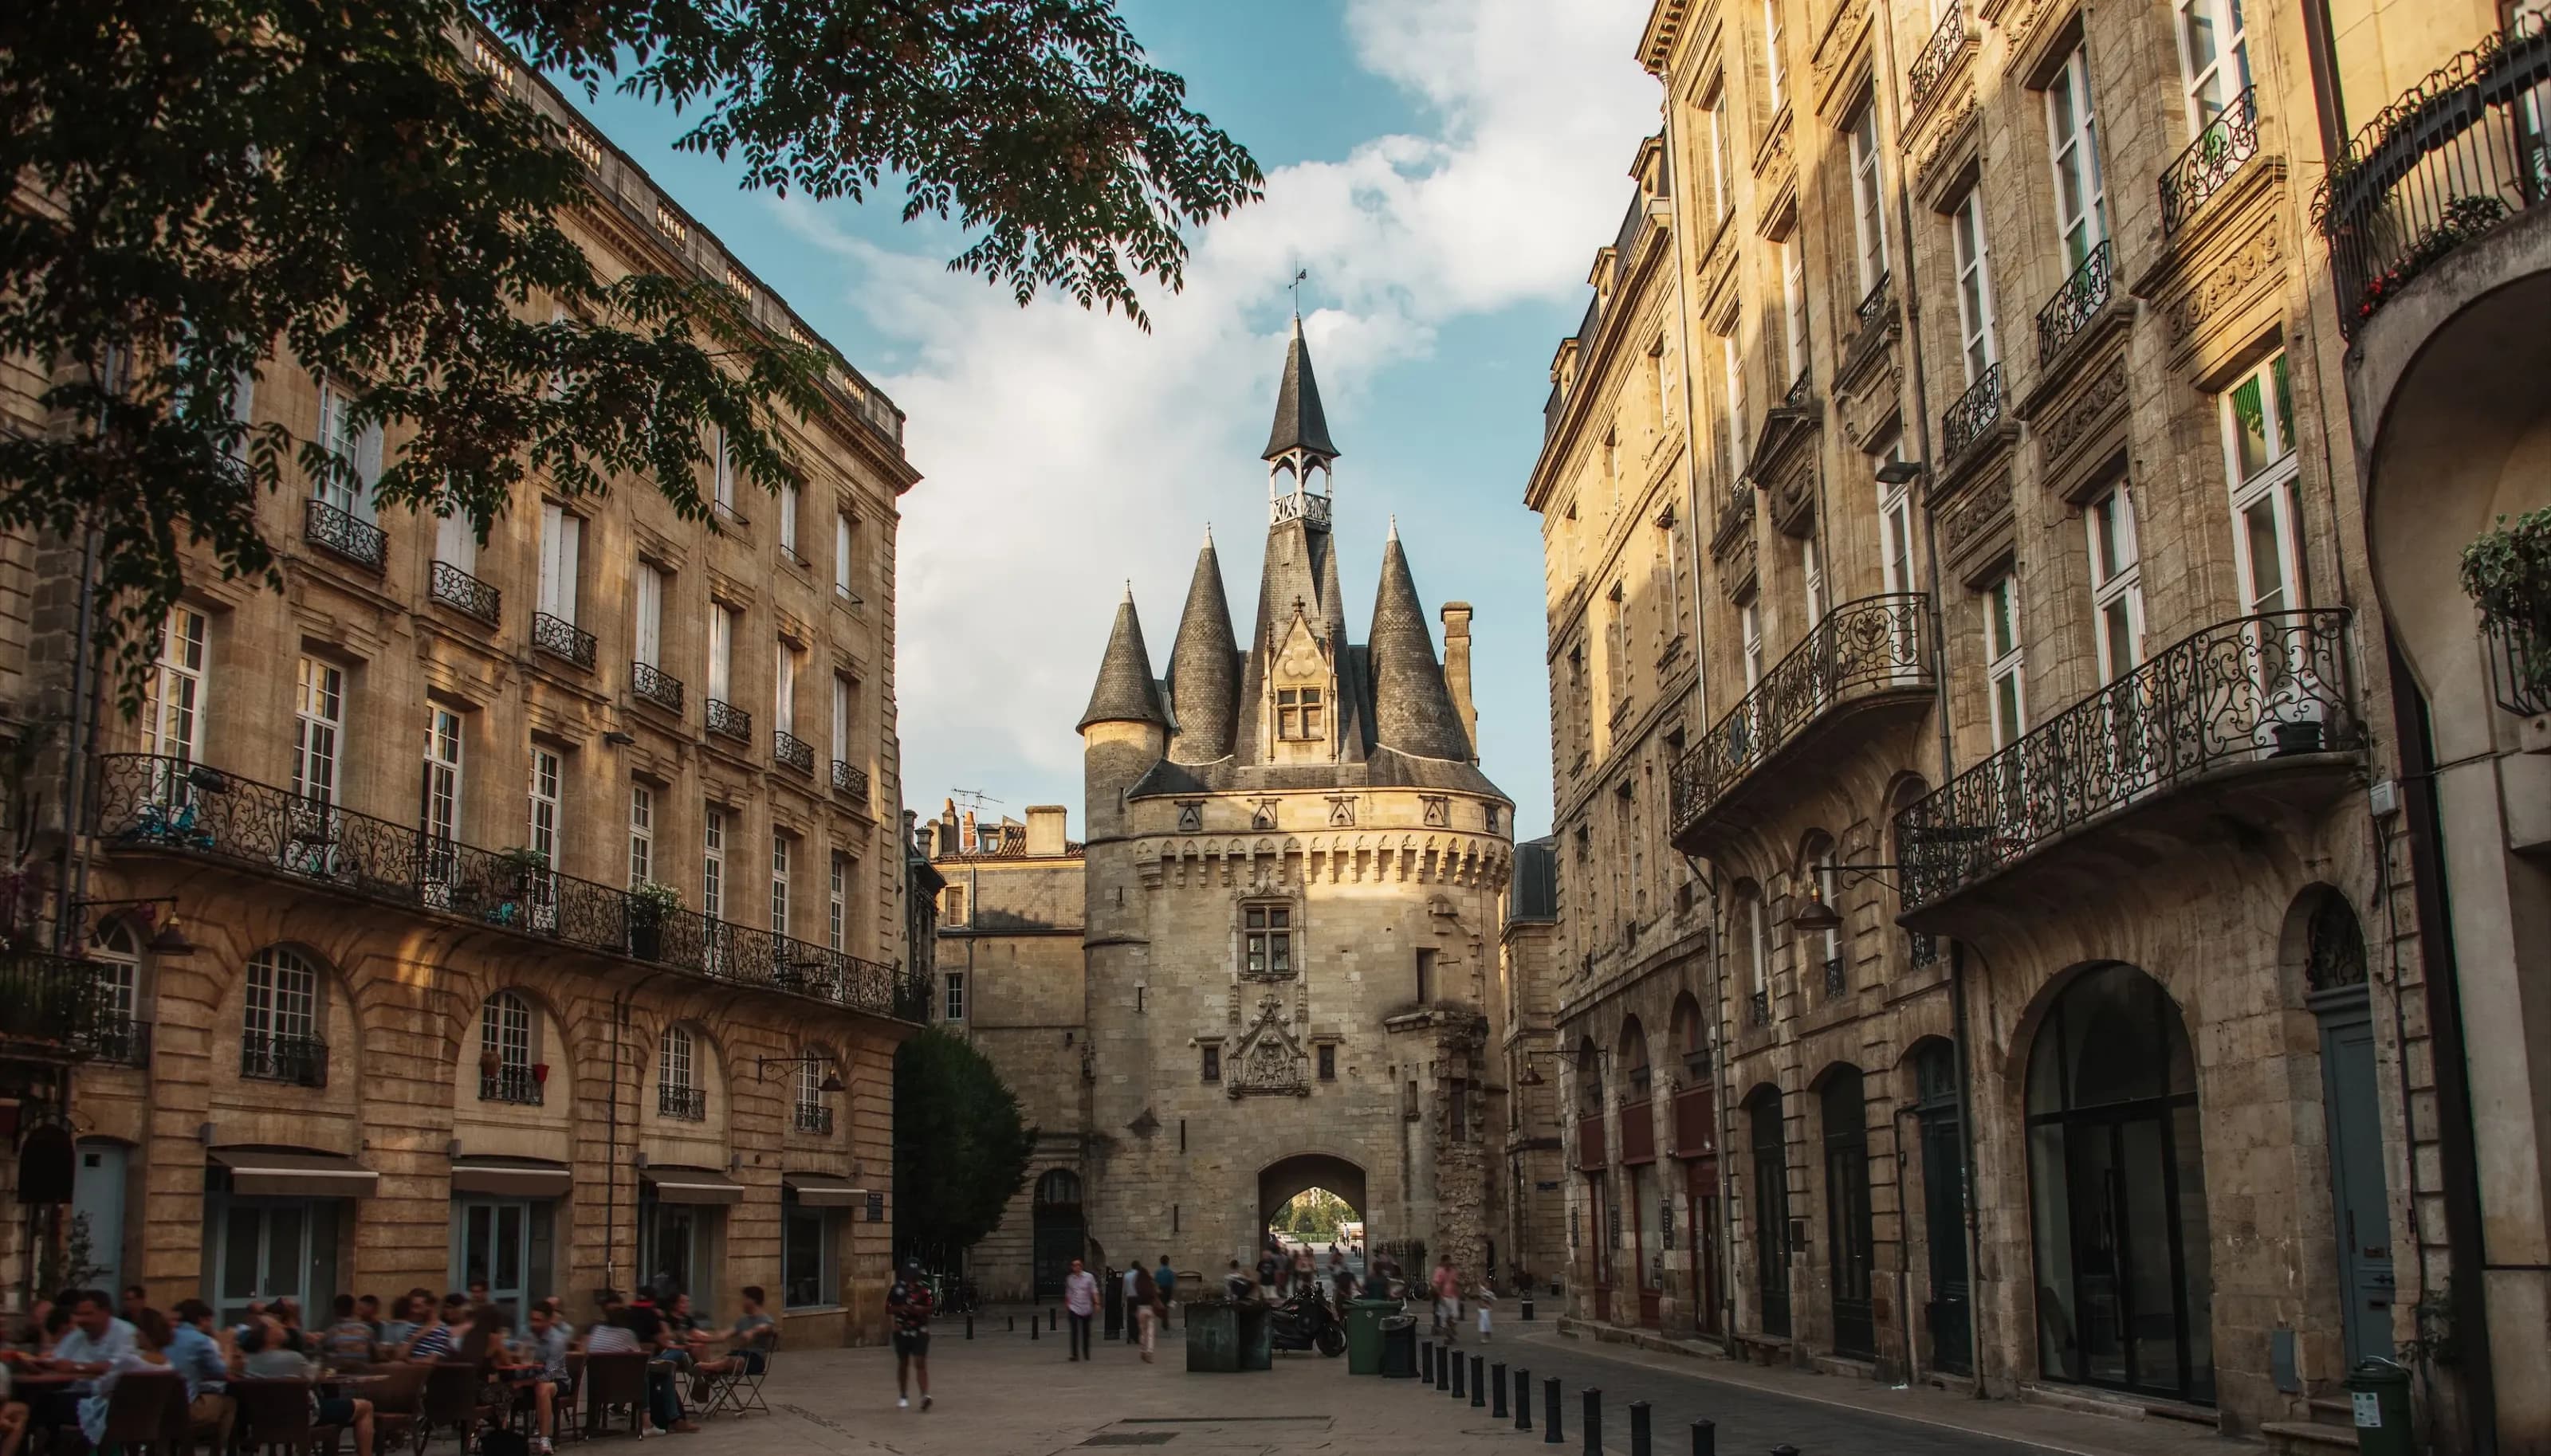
1262;314;1340;464
1078;590;1167;730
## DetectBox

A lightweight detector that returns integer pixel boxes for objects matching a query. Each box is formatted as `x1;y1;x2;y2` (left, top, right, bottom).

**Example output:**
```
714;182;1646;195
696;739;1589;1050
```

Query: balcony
1896;609;2364;923
2489;619;2549;716
91;752;923;1022
1709;473;1755;555
0;951;113;1060
242;1032;329;1088
1822;956;1848;998
2315;18;2551;336
87;1015;151;1069
659;1085;707;1120
706;698;753;744
2036;240;2114;363
1669;594;1933;856
304;499;387;572
427;560;501;626
1271;491;1332;530
532;613;596;671
1940;362;2004;462
2160;84;2261;237
631;661;685;716
1905;0;1971;119
792;1101;835;1135
831;759;871;803
478;1064;544;1105
1747;989;1770;1027
773;729;814;774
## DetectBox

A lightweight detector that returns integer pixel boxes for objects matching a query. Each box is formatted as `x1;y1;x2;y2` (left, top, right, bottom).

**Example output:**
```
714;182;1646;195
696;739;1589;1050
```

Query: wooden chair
575;1353;646;1439
550;1352;586;1443
233;1376;341;1456
357;1362;430;1454
412;1362;482;1454
97;1369;185;1456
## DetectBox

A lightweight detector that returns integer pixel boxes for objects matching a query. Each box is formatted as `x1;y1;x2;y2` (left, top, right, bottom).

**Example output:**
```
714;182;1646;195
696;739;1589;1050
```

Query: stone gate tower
1078;316;1515;1282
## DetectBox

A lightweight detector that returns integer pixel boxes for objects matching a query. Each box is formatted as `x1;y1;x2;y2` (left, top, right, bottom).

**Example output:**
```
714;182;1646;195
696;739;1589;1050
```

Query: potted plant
628;880;681;962
479;1048;501;1077
532;1062;550;1084
2463;507;2551;710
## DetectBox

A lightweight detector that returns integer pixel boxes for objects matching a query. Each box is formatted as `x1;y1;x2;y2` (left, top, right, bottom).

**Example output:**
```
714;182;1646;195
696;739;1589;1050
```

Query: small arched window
793;1049;836;1135
92;920;140;1024
1672;993;1707;1080
242;946;326;1086
1618;1017;1651;1098
658;1025;704;1120
478;991;537;1103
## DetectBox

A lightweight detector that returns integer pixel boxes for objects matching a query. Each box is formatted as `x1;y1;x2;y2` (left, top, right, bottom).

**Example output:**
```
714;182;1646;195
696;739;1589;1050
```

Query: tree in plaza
0;0;1261;707
893;1025;1036;1271
1271;1187;1350;1246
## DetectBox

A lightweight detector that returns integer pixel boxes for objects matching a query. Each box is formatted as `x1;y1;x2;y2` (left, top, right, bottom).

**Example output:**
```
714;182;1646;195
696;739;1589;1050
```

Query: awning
452;1156;572;1199
782;1172;864;1208
642;1165;744;1206
212;1148;379;1199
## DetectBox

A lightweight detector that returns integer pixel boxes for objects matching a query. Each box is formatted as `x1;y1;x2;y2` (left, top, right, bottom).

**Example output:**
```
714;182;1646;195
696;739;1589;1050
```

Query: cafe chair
575;1353;645;1439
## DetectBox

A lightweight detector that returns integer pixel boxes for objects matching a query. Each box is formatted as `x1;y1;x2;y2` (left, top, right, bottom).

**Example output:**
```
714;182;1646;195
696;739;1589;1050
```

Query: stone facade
1495;838;1568;1295
0;35;922;1346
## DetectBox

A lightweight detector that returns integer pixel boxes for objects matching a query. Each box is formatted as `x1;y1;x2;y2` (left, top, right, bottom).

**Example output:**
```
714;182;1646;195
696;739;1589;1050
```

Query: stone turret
1166;528;1240;764
1079;588;1167;849
1366;522;1474;762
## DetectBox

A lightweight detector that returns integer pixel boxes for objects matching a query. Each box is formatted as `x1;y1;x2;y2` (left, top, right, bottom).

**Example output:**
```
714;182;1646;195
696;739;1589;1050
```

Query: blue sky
568;0;1660;839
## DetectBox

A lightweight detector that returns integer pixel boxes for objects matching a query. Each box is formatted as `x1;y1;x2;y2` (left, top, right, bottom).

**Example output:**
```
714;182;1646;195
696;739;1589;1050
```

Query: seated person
167;1300;235;1450
320;1295;376;1364
611;1290;695;1434
238;1318;378;1456
403;1295;472;1362
500;1304;569;1454
687;1287;774;1400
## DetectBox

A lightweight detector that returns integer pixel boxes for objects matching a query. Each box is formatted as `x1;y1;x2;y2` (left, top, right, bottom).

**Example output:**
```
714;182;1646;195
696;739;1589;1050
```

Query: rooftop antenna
951;788;1003;813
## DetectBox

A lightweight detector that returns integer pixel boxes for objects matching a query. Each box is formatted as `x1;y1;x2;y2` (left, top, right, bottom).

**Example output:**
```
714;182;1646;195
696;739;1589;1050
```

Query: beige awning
452;1157;572;1199
642;1166;744;1206
783;1172;863;1208
212;1148;379;1199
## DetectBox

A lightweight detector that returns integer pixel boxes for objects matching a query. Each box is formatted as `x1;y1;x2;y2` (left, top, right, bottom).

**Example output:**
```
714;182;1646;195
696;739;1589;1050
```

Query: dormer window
1278;687;1324;740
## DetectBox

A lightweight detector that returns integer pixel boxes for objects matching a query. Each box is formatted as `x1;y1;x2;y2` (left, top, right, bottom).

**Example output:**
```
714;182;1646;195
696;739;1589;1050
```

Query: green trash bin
2343;1359;2414;1456
1185;1298;1241;1372
1346;1299;1396;1375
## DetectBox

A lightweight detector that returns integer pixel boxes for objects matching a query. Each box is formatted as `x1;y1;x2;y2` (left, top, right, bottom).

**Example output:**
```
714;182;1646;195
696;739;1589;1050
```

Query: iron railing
706;698;753;743
1896;609;2361;909
834;582;864;609
1747;989;1771;1027
793;1101;835;1135
428;561;501;625
2314;18;2551;336
1940;362;2003;459
88;1016;151;1068
2036;239;2114;362
242;1032;329;1087
1906;0;1969;116
712;500;750;529
91;753;921;1020
1908;932;1940;969
1271;492;1332;529
832;759;870;802
533;613;596;671
1823;956;1848;998
631;661;685;716
659;1085;707;1120
773;730;814;774
479;1064;544;1105
1671;595;1931;841
1856;274;1893;332
780;543;808;571
2160;84;2261;236
2488;618;2550;716
305;499;387;572
0;952;112;1051
1784;371;1812;410
1712;473;1755;551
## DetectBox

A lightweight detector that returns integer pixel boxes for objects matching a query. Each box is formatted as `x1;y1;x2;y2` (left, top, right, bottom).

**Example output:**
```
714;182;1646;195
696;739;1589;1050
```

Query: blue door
73;1143;127;1293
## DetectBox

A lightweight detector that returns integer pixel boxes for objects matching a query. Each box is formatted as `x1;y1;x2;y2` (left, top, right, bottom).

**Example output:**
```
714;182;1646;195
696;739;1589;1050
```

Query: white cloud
794;0;1658;827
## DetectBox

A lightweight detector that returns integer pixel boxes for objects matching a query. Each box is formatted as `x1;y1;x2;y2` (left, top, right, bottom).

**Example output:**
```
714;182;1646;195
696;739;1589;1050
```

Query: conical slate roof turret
1167;528;1240;763
1262;314;1340;465
1079;587;1167;731
1366;524;1472;761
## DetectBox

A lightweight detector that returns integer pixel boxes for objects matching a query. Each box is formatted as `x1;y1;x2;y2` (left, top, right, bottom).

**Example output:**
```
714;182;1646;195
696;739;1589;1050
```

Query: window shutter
835;514;851;592
635;563;662;668
557;512;580;624
436;512;475;572
708;607;731;701
831;676;848;762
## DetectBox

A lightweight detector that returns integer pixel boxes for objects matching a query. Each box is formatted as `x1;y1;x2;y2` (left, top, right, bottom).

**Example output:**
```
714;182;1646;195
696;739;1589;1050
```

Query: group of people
1053;1256;1180;1364
0;1280;777;1455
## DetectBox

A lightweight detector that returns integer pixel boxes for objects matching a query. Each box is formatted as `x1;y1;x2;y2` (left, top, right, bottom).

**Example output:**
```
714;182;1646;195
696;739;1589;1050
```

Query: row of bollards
1403;1340;1790;1455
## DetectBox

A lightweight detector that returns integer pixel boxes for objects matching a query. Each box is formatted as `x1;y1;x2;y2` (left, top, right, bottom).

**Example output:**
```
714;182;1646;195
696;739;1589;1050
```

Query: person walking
1151;1257;1177;1332
886;1259;934;1411
1431;1255;1461;1344
1062;1259;1098;1361
1121;1264;1142;1344
1129;1265;1162;1364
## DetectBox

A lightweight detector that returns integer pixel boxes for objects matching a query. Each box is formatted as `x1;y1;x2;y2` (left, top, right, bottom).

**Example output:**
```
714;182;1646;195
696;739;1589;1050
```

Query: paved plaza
696;1319;2260;1456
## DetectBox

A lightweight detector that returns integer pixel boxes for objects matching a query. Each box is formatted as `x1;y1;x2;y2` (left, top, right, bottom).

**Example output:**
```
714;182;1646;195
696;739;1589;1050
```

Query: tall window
1741;601;1765;689
634;563;664;669
147;608;210;769
794;1054;831;1117
245;947;319;1047
92;922;139;1033
778;477;800;557
292;657;344;810
1878;448;1915;594
2047;45;2109;268
1704;84;1732;224
943;884;965;925
1747;889;1770;995
481;990;532;1071
628;784;654;886
434;511;476;575
945;972;966;1022
702;807;727;921
1984;575;2026;747
538;504;582;625
1780;238;1807;386
770;832;792;934
830;676;851;768
2219;351;2302;617
1723;336;1747;483
528;745;562;871
827;852;847;951
708;606;734;704
1951;190;1998;379
1245;905;1294;977
1762;0;1786;115
2174;0;2251;133
313;382;380;517
1813;847;1842;982
659;1024;694;1093
712;428;736;513
834;512;856;599
775;642;800;732
1848;103;1889;296
1277;687;1325;740
2086;488;2145;681
422;708;463;893
1802;540;1823;622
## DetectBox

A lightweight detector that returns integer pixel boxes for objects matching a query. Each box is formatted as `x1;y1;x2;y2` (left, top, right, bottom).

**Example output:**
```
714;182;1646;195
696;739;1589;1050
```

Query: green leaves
892;1025;1036;1265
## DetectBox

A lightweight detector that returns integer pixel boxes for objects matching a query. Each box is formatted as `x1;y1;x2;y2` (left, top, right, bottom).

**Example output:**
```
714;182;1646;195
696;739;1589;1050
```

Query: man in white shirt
1061;1259;1099;1361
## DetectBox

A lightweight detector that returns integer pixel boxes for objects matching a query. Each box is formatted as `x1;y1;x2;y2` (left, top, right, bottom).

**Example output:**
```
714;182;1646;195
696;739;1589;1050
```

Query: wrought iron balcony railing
428;561;501;625
92;753;921;1021
2313;18;2551;336
1906;0;1968;116
1783;371;1812;410
659;1084;707;1120
1822;956;1848;998
1856;273;1893;332
2160;84;2260;237
631;661;685;716
479;1064;544;1105
793;1101;835;1135
2036;239;2114;363
1941;363;2003;460
0;951;113;1054
1747;989;1771;1027
706;698;753;743
87;1015;151;1068
242;1031;329;1087
1711;473;1755;551
1895;609;2361;910
832;759;870;802
1908;932;1940;969
2487;618;2549;716
1671;594;1931;841
305;499;387;572
773;729;814;774
533;613;596;671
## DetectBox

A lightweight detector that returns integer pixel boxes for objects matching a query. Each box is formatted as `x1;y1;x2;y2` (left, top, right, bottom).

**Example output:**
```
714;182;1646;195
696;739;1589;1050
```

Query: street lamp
73;896;196;956
1874;458;1927;485
1784;863;1911;933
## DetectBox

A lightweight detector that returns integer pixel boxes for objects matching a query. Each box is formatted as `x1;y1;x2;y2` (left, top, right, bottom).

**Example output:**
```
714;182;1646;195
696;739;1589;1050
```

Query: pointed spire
1079;591;1166;731
1366;529;1473;762
1167;532;1240;763
1263;314;1340;465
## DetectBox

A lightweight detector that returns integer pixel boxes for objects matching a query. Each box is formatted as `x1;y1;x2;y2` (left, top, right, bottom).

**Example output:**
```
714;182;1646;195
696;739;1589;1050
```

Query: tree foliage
0;0;1259;706
1269;1187;1351;1245
893;1025;1036;1267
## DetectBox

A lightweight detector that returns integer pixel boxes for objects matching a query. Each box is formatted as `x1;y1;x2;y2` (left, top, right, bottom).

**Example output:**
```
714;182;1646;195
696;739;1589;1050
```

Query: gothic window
1251;801;1278;830
1277;686;1325;740
1244;904;1294;979
1421;796;1449;828
1177;800;1202;833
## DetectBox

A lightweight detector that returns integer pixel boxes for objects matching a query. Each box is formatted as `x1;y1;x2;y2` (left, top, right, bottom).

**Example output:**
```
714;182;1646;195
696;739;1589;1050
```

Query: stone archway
1258;1153;1369;1281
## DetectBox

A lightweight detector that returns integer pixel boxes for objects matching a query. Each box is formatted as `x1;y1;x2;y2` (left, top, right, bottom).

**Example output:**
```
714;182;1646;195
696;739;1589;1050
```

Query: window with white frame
1747;889;1769;995
659;1023;695;1093
942;884;965;925
528;747;562;928
1814;846;1842;980
834;512;855;599
481;990;533;1072
2174;0;2251;134
703;807;727;921
2047;44;2109;268
293;657;344;810
776;641;799;732
422;708;463;893
1802;540;1823;622
628;783;654;887
245;946;320;1047
1762;0;1786;115
1848;102;1889;297
2085;487;2145;681
779;477;800;558
1723;335;1747;483
713;428;737;513
830;676;851;768
794;1054;831;1118
147;607;210;771
92;921;140;1028
2219;351;2303;618
1951;190;1998;380
827;851;847;952
434;511;476;575
708;605;734;704
313;381;381;518
945;972;966;1022
1983;575;2026;747
770;831;792;934
1741;600;1764;688
1704;83;1732;224
1244;904;1294;978
634;562;664;669
538;504;582;625
1780;237;1807;386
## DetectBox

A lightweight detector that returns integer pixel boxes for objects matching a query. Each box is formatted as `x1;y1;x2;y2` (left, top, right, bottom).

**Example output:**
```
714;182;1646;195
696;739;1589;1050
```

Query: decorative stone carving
1226;995;1310;1098
1911;98;1980;203
2038;356;2129;461
2161;224;2283;344
1940;469;2016;583
1810;0;1873;118
1719;532;1759;604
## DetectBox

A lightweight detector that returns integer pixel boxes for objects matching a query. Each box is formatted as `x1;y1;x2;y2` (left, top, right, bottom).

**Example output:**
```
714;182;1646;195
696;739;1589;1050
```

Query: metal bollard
1543;1376;1563;1445
965;1313;973;1340
1421;1340;1434;1383
1771;1447;1799;1456
1520;1297;1536;1321
1629;1401;1651;1456
1492;1363;1507;1418
1582;1387;1602;1456
1691;1418;1715;1456
1031;1314;1040;1340
1008;1315;1015;1332
1049;1308;1056;1330
1471;1355;1485;1408
1437;1343;1452;1392
1515;1368;1532;1431
1452;1350;1465;1399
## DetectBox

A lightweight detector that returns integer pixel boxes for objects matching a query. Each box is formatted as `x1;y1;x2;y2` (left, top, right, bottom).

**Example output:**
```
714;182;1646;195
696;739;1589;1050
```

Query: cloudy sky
575;0;1661;840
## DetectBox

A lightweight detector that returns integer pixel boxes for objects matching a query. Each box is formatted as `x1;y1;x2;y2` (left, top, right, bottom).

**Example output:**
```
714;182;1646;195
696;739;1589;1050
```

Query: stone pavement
667;1321;2262;1456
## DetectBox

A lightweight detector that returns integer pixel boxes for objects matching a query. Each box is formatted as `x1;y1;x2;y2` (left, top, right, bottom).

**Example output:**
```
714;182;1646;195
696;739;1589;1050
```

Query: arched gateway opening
1258;1154;1368;1285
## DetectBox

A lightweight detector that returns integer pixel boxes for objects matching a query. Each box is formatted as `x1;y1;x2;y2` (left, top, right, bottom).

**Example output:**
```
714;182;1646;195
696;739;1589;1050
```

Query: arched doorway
1670;994;1721;1337
2026;963;2214;1403
1258;1154;1369;1286
1820;1067;1875;1358
1747;1086;1790;1337
1032;1169;1085;1301
2294;887;2395;1368
1910;1039;1971;1375
1618;1018;1661;1327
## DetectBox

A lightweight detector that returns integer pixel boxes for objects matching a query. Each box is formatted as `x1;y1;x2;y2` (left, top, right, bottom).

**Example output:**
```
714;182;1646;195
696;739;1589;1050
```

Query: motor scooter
1267;1288;1346;1356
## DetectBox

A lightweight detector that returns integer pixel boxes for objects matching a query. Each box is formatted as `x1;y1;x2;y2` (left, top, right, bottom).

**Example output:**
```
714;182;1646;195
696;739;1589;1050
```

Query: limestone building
0;31;923;1344
1495;837;1568;1294
1077;320;1517;1282
1530;0;2547;1447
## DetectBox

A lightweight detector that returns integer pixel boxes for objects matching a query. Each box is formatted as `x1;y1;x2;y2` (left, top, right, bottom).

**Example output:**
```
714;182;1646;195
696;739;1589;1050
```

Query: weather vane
1289;267;1307;316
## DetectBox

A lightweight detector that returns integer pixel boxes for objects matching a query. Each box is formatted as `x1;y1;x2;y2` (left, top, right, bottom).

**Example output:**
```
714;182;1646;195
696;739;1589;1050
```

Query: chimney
1440;602;1477;763
1026;805;1068;858
940;799;960;855
961;809;978;852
